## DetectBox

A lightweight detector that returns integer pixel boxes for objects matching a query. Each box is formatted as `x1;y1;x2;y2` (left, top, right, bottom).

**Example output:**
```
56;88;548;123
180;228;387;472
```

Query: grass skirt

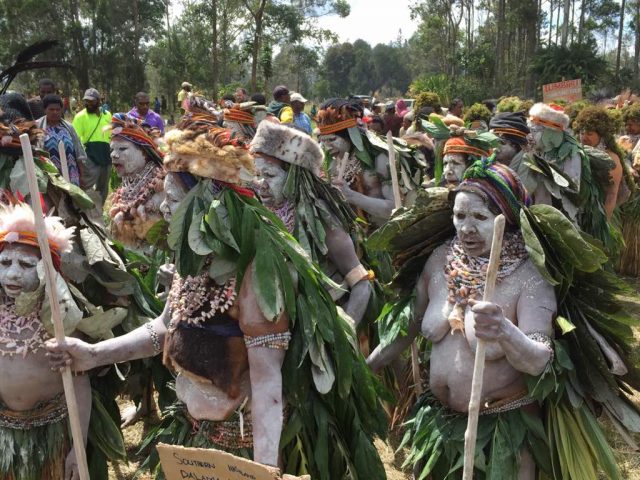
0;395;68;480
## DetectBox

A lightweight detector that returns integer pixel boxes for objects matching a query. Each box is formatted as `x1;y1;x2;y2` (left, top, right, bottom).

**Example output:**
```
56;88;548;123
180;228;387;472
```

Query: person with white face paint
489;111;531;167
317;98;426;226
369;160;558;479
107;113;166;248
250;121;373;328
48;112;388;479
0;203;90;480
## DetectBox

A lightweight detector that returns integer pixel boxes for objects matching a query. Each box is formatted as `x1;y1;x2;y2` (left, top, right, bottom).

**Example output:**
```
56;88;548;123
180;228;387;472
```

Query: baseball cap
83;88;100;101
181;81;192;88
290;92;308;103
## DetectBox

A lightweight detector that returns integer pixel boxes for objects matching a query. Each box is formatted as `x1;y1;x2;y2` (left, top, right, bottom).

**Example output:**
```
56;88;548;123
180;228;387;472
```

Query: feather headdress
0;202;75;270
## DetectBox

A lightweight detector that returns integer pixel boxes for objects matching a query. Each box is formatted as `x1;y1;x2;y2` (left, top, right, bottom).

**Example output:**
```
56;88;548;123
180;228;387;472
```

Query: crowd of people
0;72;639;480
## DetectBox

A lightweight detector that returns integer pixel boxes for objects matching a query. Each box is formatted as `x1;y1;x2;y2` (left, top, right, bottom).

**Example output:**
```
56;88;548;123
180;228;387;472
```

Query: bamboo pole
58;140;71;182
386;131;422;395
462;214;506;480
19;134;90;480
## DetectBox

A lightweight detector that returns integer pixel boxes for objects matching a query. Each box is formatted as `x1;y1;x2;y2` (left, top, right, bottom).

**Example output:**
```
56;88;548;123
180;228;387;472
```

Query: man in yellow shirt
177;82;192;113
267;85;293;124
72;88;112;202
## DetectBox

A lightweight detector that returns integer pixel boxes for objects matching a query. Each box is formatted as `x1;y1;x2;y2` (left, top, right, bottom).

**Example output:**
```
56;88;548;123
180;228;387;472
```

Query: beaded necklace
0;301;48;357
444;231;528;332
109;162;165;220
342;154;363;186
168;272;237;330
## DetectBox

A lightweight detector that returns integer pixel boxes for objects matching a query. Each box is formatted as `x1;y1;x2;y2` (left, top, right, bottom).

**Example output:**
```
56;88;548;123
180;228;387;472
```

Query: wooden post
386;131;423;394
57;140;71;182
462;214;506;480
19;134;90;480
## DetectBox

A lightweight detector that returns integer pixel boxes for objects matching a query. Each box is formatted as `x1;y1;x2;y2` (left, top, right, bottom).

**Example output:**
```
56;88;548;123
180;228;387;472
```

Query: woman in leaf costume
368;158;640;479
0;202;130;480
511;102;619;251
47;112;388;479
317;98;426;226
249;120;374;328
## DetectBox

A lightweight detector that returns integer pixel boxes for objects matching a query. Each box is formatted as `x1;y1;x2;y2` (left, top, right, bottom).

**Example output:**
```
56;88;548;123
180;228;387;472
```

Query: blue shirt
293;112;312;135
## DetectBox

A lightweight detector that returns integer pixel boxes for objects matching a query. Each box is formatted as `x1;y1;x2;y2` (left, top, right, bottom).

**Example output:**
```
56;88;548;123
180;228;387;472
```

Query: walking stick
462;214;506;480
57;140;71;182
386;131;422;395
19;134;91;480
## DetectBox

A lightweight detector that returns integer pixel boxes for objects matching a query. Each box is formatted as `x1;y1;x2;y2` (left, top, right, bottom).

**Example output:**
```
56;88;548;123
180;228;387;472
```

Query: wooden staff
57;140;71;182
386;131;423;394
19;134;90;480
462;214;506;480
336;151;349;183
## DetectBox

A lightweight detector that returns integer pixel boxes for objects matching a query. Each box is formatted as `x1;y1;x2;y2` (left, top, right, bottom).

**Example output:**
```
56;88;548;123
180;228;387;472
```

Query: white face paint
110;138;147;177
443;153;468;184
452;191;497;257
495;140;518;165
160;173;188;222
0;244;40;298
319;134;350;158
528;122;544;150
254;157;287;207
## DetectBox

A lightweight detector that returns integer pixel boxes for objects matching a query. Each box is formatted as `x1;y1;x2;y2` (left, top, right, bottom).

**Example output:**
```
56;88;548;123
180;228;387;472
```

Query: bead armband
145;321;162;355
344;264;375;288
244;332;291;350
526;331;554;364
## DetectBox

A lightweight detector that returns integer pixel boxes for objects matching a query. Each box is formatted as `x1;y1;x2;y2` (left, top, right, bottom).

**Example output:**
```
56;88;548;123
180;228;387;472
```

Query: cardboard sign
157;443;281;480
542;79;582;103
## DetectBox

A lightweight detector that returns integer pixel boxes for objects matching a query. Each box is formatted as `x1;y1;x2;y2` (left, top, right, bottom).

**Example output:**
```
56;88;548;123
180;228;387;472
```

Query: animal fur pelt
529;102;570;130
250;121;323;176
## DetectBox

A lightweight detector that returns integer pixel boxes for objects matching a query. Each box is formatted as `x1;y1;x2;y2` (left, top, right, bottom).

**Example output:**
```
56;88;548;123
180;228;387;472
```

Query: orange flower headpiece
0;202;75;271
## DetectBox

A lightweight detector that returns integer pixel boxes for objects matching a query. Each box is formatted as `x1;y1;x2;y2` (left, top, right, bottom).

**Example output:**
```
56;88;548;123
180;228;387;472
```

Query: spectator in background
399;111;414;137
383;103;402;136
128;91;165;134
235;88;248;103
251;93;266;105
63;96;70;117
37;94;85;186
267;85;293;124
72;88;112;201
28;78;56;119
154;96;161;114
369;115;385;134
449;98;464;118
161;95;168;113
221;94;235;108
290;92;312;135
178;81;192;113
396;99;409;119
100;95;110;114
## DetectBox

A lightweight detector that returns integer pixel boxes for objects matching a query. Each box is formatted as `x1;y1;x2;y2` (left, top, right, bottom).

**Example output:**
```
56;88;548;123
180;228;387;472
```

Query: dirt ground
108;278;640;480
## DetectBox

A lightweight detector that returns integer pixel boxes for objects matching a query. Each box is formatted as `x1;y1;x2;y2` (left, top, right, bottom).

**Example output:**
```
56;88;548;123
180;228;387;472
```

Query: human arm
604;151;623;219
237;265;287;467
471;271;555;376
65;373;91;480
46;302;170;372
325;223;371;327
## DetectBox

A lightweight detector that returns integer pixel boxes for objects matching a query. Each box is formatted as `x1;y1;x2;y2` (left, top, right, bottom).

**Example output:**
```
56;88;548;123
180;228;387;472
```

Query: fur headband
529;102;570;131
250;121;323;176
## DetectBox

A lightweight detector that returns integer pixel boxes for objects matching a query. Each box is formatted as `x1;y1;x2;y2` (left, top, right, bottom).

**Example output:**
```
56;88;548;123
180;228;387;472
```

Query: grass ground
109;278;640;480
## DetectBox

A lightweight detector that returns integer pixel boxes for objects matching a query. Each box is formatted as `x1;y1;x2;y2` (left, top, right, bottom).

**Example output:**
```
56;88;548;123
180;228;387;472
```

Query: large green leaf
251;230;284;321
520;209;558;286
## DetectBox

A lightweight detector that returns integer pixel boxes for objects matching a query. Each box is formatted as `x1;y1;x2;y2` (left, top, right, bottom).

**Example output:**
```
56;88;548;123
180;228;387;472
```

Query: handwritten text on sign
542;79;582;103
157;443;281;480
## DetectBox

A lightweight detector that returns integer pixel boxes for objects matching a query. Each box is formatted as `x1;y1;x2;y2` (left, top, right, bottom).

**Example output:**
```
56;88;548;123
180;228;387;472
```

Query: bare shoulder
420;243;449;284
516;259;556;304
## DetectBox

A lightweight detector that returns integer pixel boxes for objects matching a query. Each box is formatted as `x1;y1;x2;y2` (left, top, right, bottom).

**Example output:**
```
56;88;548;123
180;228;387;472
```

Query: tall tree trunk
242;0;268;92
67;0;89;89
549;0;554;45
211;0;219;100
555;0;562;43
579;0;587;42
561;0;571;46
616;0;627;74
634;0;640;76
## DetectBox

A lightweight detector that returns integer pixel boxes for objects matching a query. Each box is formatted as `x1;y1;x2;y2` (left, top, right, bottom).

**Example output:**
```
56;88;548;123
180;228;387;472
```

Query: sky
311;0;418;46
